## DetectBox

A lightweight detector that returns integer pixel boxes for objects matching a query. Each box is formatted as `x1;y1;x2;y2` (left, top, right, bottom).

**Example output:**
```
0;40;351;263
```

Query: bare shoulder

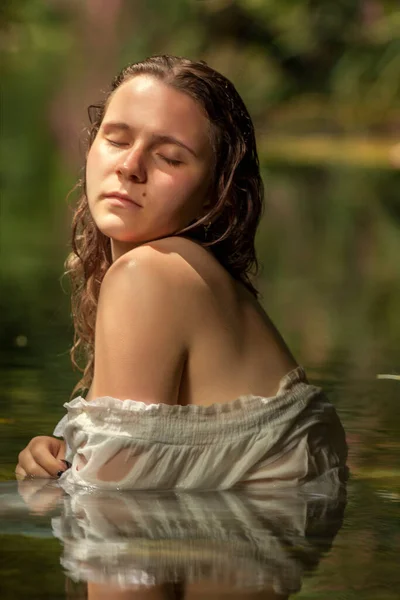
91;238;208;402
102;236;215;298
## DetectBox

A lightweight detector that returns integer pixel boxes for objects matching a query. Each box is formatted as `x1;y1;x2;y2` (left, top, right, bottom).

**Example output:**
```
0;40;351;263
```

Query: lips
103;192;142;207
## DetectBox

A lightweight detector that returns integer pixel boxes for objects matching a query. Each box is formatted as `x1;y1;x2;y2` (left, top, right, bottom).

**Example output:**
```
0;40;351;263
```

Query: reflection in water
40;476;345;599
0;472;346;599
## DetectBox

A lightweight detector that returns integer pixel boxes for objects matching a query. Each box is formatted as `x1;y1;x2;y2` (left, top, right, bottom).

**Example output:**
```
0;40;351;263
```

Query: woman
16;55;347;489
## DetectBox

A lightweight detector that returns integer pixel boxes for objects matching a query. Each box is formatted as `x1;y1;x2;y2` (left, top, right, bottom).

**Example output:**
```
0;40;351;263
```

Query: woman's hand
15;436;68;479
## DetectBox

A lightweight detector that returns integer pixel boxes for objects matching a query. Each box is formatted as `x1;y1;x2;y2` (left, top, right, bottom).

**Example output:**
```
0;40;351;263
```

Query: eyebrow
101;121;198;157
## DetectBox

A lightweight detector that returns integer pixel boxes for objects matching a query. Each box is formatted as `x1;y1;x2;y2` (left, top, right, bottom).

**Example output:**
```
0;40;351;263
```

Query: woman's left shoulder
115;237;211;280
141;235;211;266
104;237;208;301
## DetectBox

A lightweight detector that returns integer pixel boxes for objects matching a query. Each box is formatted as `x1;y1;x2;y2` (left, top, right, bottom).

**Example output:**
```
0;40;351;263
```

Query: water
0;361;399;599
1;480;347;599
1;164;399;597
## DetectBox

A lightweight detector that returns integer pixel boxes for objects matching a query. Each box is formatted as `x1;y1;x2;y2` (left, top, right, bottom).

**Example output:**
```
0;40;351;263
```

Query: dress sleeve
56;394;255;491
53;413;74;463
53;414;68;438
54;371;345;492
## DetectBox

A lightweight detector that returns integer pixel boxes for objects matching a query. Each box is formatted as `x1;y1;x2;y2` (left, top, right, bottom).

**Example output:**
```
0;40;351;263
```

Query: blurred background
1;0;400;421
0;2;400;597
1;0;399;429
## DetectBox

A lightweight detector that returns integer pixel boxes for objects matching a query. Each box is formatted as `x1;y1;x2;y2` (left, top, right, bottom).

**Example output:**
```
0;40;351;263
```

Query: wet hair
66;55;264;394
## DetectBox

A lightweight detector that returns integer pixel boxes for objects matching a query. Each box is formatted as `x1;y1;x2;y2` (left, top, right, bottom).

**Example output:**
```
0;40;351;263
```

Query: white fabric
53;367;347;490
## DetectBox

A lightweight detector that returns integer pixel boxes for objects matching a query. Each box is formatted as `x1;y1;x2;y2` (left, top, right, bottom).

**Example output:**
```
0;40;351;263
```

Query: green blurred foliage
0;0;399;463
0;5;399;597
0;0;399;391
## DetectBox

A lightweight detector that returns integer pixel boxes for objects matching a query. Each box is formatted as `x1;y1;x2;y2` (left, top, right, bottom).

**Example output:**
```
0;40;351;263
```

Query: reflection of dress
54;367;347;490
52;484;346;595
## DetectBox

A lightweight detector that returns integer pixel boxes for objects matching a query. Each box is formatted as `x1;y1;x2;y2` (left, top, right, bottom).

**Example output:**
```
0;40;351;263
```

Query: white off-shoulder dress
53;367;347;490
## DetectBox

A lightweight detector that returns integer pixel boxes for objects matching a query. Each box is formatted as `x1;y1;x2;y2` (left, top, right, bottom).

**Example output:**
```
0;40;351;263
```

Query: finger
30;443;66;477
15;465;27;480
20;452;54;479
55;440;67;462
18;447;54;478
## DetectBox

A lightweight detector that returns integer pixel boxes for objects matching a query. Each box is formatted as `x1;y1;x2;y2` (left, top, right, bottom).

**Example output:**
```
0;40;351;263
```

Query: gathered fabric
53;366;347;490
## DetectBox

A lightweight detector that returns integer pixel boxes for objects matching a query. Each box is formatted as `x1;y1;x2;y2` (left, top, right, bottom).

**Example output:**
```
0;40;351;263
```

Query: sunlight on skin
86;75;214;263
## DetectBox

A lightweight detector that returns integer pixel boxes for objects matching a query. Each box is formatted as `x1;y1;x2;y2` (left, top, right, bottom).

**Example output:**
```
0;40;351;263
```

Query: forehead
104;75;212;149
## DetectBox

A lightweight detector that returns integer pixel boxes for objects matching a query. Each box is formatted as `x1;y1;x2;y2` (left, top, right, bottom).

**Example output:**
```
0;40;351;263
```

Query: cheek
86;143;110;188
156;169;208;204
86;151;105;210
86;149;98;193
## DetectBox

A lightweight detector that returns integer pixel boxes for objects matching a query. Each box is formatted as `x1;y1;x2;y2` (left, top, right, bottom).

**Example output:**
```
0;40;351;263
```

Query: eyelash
159;156;182;167
106;139;128;148
105;140;182;167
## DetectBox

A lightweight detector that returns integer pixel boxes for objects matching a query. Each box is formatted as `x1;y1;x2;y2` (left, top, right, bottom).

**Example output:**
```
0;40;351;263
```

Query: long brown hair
66;55;264;395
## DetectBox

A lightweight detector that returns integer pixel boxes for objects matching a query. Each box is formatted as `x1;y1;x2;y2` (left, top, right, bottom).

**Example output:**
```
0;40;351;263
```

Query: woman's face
86;75;214;257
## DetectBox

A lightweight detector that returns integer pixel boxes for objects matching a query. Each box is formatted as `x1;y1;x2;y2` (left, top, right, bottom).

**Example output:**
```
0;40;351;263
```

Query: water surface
0;360;399;599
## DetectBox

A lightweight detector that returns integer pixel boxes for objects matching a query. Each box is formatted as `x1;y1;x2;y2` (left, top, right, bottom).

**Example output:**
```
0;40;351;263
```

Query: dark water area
1;165;399;597
0;362;399;599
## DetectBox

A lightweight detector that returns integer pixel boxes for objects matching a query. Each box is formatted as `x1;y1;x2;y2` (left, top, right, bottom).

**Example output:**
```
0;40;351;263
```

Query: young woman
16;55;347;489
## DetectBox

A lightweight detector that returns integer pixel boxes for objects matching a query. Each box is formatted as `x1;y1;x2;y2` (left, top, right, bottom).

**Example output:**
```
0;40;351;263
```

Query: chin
94;217;141;244
94;211;181;245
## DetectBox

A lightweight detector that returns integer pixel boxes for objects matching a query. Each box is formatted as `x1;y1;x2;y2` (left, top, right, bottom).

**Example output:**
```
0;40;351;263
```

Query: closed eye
106;138;129;148
104;138;182;166
158;155;182;167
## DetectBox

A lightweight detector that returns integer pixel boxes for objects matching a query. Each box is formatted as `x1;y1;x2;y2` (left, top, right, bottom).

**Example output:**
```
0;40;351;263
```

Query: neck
110;231;189;262
111;239;140;262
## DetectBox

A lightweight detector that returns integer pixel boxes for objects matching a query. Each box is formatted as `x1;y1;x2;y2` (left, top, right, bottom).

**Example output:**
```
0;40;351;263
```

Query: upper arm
90;246;193;404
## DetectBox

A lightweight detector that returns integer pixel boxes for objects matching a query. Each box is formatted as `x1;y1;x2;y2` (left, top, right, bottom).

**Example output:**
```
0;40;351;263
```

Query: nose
116;146;146;183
